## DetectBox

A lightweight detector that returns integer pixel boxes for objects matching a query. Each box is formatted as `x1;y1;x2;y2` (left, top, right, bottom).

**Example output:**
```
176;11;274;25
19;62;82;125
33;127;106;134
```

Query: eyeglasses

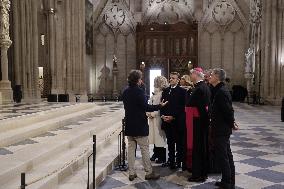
208;73;217;78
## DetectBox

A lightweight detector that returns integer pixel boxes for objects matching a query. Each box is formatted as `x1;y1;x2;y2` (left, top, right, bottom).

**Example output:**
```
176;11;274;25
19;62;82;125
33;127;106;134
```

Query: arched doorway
136;22;198;95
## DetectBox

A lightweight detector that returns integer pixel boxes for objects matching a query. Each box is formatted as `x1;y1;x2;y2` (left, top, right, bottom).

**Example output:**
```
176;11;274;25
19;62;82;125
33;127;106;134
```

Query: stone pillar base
22;98;42;103
67;93;88;102
51;89;66;94
0;80;13;103
265;97;283;106
112;90;119;97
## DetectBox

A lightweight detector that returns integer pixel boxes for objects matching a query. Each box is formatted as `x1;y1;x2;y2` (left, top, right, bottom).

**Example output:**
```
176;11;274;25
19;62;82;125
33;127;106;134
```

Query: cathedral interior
0;0;282;104
0;0;284;189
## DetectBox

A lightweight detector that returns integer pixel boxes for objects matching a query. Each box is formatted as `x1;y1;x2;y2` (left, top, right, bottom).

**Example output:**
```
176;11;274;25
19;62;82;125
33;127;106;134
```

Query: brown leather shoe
129;173;137;181
145;172;160;180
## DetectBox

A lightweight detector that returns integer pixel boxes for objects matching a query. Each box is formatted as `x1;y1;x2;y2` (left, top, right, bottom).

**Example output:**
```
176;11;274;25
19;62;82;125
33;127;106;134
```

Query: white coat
147;88;167;147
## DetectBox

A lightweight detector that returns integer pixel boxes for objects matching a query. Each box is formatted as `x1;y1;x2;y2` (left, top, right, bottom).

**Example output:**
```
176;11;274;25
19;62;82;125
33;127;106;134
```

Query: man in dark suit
122;70;167;181
160;72;186;169
208;68;238;189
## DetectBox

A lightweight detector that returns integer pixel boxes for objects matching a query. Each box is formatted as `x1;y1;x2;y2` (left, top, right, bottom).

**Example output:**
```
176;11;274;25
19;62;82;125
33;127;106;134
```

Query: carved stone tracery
0;0;11;41
212;0;235;26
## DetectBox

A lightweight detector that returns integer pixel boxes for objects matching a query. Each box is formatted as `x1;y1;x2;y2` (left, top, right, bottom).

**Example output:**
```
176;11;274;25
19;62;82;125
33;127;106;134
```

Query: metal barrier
20;135;97;189
20;173;26;189
281;97;284;122
87;135;96;189
116;118;128;171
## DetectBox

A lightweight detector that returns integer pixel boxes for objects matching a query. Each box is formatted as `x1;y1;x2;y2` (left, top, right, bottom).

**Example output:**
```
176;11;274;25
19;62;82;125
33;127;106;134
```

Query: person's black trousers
155;147;166;162
164;125;176;164
163;122;186;165
214;136;235;187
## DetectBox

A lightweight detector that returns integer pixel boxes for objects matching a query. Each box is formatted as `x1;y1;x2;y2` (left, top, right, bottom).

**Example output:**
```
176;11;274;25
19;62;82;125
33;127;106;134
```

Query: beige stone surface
0;102;124;189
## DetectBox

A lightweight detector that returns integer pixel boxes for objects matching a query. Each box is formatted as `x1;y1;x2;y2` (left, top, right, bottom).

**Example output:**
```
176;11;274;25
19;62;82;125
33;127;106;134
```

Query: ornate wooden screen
136;22;198;94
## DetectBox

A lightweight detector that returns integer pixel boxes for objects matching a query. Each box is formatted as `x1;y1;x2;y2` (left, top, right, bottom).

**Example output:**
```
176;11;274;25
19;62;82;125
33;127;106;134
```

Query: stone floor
0;102;76;120
98;103;284;189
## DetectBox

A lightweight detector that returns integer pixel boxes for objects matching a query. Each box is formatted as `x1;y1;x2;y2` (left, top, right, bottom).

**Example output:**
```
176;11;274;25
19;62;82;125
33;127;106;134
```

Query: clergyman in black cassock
186;68;211;182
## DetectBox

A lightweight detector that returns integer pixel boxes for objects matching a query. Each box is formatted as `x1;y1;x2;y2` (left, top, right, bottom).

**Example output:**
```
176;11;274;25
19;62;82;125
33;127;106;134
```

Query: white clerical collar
195;80;203;84
170;85;177;89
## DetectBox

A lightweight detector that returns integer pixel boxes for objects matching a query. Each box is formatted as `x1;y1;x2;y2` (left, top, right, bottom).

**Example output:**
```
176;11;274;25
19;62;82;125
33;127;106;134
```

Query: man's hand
233;122;239;130
162;116;174;123
160;99;168;107
146;112;154;119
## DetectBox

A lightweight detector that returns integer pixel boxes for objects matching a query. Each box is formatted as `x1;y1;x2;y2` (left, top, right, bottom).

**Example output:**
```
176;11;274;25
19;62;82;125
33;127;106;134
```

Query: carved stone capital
249;0;262;24
0;0;11;44
0;38;12;48
244;73;254;79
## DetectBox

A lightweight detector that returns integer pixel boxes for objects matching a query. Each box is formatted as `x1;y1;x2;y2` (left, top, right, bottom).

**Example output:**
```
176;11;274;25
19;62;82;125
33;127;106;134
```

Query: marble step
58;138;119;189
0;107;124;189
0;103;111;147
29;123;121;189
0;103;94;133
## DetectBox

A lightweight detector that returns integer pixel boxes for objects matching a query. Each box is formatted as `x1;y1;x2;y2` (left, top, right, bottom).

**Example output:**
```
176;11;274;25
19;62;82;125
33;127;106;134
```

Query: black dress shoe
162;161;172;167
182;165;187;171
150;154;157;161
215;181;222;187
176;162;181;168
155;159;165;164
162;162;169;167
216;182;234;189
188;176;206;182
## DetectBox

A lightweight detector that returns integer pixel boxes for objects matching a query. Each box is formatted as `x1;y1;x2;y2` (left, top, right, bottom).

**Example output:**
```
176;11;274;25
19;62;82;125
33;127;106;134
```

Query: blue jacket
122;85;160;136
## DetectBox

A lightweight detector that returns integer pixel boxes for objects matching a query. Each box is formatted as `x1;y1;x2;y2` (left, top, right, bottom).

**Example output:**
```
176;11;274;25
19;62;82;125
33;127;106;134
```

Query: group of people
122;67;238;189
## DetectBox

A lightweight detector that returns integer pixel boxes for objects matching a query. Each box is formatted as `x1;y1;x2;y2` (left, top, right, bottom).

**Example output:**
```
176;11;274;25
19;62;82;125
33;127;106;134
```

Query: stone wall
11;0;40;99
197;0;249;88
10;0;86;101
261;0;284;104
91;0;136;97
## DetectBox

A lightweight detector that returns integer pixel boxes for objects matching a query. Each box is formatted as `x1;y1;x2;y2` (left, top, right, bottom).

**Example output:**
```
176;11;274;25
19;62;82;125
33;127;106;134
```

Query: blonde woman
180;75;194;91
147;76;168;163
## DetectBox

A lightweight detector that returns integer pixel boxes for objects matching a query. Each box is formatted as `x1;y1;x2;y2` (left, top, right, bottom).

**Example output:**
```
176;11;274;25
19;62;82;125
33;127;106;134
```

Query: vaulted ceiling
92;0;250;29
143;0;194;24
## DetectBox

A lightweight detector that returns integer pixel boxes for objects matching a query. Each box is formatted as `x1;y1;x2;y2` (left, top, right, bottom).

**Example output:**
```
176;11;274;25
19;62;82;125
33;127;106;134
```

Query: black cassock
185;81;211;178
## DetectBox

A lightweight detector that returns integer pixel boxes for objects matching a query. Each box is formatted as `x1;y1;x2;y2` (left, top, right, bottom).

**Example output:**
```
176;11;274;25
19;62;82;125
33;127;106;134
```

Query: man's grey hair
212;68;226;82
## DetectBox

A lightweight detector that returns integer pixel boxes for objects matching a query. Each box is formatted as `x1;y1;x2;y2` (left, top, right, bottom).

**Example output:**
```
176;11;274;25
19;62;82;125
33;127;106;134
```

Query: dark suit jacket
160;85;186;129
210;82;235;137
122;85;160;136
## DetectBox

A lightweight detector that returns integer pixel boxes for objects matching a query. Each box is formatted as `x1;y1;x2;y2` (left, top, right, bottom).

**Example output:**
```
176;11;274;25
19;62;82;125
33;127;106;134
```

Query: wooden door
136;22;198;95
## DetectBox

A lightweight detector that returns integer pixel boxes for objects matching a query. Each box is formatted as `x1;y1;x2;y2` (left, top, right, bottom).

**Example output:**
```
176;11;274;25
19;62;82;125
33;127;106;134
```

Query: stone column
48;0;56;94
112;56;118;97
0;0;13;103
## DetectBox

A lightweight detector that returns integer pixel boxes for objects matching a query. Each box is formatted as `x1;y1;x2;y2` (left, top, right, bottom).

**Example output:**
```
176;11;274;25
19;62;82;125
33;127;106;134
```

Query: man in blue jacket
122;70;167;181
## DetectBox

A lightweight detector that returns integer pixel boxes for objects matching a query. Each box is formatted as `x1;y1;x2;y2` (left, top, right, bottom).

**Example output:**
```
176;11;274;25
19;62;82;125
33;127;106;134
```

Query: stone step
0;103;93;133
0;106;124;189
26;123;121;189
58;139;119;189
0;103;111;147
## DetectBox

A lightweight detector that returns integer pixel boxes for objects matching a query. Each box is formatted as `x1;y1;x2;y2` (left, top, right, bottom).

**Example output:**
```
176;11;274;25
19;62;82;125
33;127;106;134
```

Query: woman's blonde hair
154;76;168;89
181;75;192;86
